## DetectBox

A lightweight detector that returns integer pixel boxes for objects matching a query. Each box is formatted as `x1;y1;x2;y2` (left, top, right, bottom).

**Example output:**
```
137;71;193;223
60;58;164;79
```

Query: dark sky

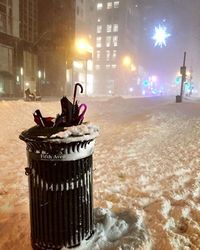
138;0;200;86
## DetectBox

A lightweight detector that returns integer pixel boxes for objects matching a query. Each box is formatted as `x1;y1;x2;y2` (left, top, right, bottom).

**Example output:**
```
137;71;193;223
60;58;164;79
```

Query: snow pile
62;208;151;250
1;96;200;249
49;123;100;143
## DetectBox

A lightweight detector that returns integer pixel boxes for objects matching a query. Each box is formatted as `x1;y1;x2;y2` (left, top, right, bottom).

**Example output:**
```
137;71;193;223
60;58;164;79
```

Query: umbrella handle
78;103;87;124
73;83;83;106
79;103;87;117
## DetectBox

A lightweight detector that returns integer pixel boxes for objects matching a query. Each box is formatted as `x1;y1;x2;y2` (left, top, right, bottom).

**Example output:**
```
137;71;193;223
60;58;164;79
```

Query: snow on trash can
20;124;99;249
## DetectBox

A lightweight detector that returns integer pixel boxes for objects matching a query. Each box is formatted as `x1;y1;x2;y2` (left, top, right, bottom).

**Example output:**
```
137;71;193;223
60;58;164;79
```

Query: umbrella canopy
33;83;87;128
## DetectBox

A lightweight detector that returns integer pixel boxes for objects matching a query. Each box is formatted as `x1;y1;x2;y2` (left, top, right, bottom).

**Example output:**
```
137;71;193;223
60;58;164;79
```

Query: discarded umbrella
33;82;87;128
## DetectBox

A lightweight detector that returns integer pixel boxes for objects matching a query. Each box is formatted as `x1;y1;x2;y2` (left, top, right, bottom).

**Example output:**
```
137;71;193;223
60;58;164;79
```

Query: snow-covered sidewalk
0;96;200;249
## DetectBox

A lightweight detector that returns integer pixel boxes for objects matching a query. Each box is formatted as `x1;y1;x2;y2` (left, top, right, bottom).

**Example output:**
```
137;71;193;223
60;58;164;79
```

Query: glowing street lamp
75;38;93;55
20;67;24;76
37;70;42;95
38;70;42;79
122;56;132;67
151;75;157;82
131;64;136;72
186;71;191;77
152;24;171;48
74;38;93;95
20;67;24;96
122;56;136;71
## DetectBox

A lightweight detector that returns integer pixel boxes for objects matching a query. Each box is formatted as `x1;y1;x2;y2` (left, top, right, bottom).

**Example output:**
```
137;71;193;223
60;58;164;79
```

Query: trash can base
32;245;62;250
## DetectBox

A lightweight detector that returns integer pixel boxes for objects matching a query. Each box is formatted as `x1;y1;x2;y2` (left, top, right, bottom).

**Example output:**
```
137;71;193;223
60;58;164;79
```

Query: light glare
152;25;170;48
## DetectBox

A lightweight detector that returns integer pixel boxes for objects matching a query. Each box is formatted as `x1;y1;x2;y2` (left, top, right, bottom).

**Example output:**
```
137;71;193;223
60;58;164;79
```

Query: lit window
97;3;103;10
107;2;112;9
97;25;102;33
114;1;119;8
106;36;111;47
96;36;102;48
96;64;101;70
106;24;112;32
113;24;118;32
113;36;118;46
106;50;110;61
96;50;101;60
112;64;117;69
106;64;111;69
113;50;117;59
87;60;93;71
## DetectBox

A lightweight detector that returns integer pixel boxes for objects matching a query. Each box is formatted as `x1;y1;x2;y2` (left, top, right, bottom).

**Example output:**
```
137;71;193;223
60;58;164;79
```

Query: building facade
18;0;38;96
0;0;38;97
93;0;141;95
0;0;19;96
38;0;76;96
0;0;76;97
74;0;96;95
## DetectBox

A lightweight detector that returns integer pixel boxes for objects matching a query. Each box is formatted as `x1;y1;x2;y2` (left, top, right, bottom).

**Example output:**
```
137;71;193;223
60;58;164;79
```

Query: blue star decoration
152;25;171;48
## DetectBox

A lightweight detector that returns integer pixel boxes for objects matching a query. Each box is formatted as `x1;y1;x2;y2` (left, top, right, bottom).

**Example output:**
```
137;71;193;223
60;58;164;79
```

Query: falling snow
0;96;200;249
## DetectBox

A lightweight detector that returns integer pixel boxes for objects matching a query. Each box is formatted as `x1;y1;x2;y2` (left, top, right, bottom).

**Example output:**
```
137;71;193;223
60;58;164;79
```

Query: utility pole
180;51;187;100
176;51;186;103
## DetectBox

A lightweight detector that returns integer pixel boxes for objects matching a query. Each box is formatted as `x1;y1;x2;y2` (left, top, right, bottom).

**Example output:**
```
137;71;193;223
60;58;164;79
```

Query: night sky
138;0;200;87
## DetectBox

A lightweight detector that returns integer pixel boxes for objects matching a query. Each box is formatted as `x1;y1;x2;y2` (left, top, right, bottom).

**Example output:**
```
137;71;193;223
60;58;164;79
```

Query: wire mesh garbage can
20;131;96;250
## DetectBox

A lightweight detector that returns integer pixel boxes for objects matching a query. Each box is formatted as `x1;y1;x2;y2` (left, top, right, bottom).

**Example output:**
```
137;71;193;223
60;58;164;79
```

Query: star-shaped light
152;25;171;48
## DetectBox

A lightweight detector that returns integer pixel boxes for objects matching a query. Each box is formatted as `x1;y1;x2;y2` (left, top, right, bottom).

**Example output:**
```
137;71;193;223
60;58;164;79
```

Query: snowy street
0;96;200;249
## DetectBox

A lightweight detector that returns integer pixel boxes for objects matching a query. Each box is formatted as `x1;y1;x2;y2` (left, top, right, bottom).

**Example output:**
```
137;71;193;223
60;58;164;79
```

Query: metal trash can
20;128;97;250
176;95;182;103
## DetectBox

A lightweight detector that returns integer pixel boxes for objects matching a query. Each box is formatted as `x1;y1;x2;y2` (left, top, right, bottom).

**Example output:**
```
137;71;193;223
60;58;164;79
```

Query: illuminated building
0;0;38;97
73;0;96;95
93;0;141;95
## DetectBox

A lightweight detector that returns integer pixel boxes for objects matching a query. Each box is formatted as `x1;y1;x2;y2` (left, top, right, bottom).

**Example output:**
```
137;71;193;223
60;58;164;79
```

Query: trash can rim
19;124;99;144
19;131;97;144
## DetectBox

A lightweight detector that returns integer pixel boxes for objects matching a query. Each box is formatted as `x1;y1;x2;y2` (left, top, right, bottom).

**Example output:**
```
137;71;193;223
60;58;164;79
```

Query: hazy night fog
0;0;200;97
2;2;200;250
138;0;200;91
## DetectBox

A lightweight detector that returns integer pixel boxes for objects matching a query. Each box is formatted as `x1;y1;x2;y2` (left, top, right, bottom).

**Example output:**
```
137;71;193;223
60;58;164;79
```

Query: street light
131;64;136;72
20;67;24;96
121;55;138;95
37;70;42;95
122;56;132;67
122;56;136;71
73;38;93;95
75;38;93;55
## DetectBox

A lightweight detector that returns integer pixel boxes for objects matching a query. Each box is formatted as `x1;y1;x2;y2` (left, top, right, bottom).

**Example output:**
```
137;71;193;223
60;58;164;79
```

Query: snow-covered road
0;96;200;249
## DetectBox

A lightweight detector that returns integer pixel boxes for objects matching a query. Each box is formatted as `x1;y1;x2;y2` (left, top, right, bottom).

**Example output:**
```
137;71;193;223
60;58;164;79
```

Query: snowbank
62;208;151;250
1;96;200;249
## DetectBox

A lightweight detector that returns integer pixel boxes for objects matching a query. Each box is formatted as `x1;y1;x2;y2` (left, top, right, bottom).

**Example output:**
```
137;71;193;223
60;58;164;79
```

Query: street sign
180;66;186;76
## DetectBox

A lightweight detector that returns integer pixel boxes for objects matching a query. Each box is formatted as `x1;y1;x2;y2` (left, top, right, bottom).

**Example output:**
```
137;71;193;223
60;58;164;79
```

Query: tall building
74;0;96;95
0;0;19;96
18;0;38;96
38;0;76;96
93;0;141;95
0;0;76;97
0;0;38;97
